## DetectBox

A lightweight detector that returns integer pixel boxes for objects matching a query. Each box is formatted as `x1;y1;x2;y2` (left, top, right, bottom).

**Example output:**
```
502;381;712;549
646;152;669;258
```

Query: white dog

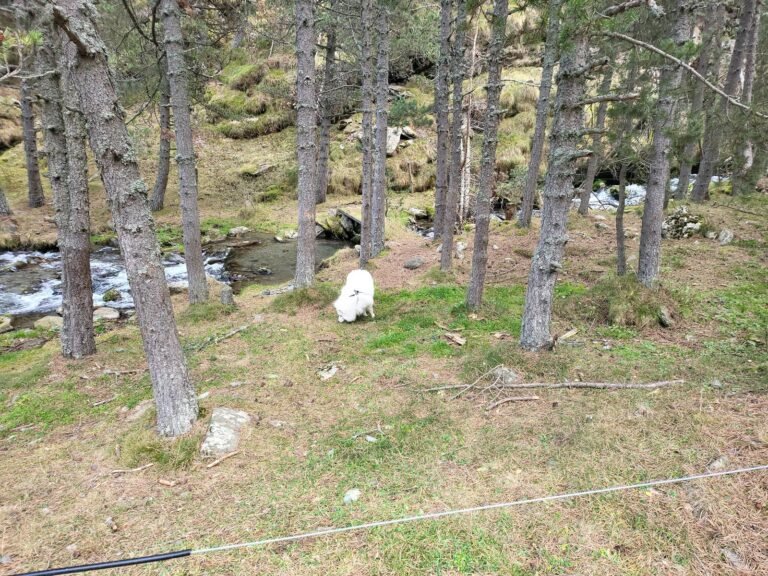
333;269;375;323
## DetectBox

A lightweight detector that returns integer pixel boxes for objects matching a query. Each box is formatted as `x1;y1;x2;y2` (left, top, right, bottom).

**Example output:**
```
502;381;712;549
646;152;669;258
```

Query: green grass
0;382;87;437
217;109;295;139
270;284;339;314
220;62;267;90
178;301;235;325
0;347;51;389
119;428;201;470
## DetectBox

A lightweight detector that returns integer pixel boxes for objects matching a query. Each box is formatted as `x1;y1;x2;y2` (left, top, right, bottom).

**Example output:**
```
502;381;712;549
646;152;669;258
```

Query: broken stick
206;451;240;469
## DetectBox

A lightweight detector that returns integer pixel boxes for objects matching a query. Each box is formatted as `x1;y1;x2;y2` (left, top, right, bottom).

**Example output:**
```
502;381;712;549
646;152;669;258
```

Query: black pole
10;549;192;576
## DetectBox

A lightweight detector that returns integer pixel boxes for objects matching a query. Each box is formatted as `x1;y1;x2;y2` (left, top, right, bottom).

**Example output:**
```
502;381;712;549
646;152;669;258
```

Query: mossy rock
221;63;267;91
217;110;295;139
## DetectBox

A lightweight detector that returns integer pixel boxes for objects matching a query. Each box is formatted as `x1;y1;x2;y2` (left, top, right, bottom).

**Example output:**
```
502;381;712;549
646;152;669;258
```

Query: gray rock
594;222;610;230
34;316;63;331
707;454;729;471
0;316;12;334
386;127;403;156
274;235;285;243
93;307;120;321
200;407;252;457
283;230;298;239
227;226;251;237
718;229;734;245
404;257;424;270
401;125;417;139
705;231;717;239
220;285;235;307
455;241;466;259
721;548;749;572
491;365;523;385
658;306;673;328
592;214;607;221
168;282;188;295
343;488;361;504
407;207;429;219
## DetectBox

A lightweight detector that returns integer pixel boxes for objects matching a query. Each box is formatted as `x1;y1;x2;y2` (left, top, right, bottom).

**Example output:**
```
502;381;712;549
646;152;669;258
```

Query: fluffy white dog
333;269;375;323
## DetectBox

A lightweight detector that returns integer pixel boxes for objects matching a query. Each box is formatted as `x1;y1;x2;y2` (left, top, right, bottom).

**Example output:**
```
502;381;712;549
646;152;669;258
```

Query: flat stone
0;316;12;334
227;226;251;237
401;125;417;139
93;307;120;321
718;229;734;245
404;257;424;270
658;305;674;328
200;407;252;457
34;316;63;331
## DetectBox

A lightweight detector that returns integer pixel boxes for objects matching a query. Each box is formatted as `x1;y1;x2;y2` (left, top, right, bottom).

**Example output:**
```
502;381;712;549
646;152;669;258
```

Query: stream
0;233;348;320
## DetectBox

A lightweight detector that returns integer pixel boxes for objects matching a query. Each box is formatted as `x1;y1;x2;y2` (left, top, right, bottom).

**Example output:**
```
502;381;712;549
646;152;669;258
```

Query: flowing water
0;233;348;319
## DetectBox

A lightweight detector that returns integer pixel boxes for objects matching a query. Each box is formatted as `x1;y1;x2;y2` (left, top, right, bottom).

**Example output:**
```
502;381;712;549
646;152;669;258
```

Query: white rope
192;463;768;556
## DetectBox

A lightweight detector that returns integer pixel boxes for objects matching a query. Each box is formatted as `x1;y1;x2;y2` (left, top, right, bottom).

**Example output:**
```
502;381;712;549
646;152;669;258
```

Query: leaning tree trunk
692;0;758;202
0;187;11;216
466;0;508;310
577;68;613;215
359;0;375;267
58;40;96;358
315;0;337;205
294;0;318;286
440;0;467;271
518;0;563;228
150;60;171;212
53;0;198;437
519;35;589;351
371;4;389;257
637;2;691;287
36;39;95;359
20;79;45;208
160;0;208;303
616;163;627;276
433;0;452;239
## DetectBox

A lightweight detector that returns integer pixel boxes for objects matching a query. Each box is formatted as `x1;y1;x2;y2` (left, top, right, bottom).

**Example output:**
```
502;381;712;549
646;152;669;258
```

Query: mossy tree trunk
577;68;613;215
440;0;466;271
466;0;507;310
150;60;171;212
518;0;562;228
315;0;337;205
359;0;375;267
371;3;389;257
160;0;208;303
294;0;318;286
0;187;11;216
433;0;452;239
53;0;198;437
21;79;45;208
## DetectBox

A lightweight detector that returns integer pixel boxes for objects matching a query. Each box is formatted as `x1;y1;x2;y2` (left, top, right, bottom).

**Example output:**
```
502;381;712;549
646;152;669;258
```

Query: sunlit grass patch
0;381;87;437
119;427;201;470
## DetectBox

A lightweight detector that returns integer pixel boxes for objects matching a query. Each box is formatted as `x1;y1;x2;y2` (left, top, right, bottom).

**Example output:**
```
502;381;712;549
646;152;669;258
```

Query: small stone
274;235;285;243
404;257;424;270
721;548;749;571
718;229;734;245
105;517;118;532
710;379;723;389
256;267;272;275
34;316;63;331
343;488;361;504
407;207;428;219
230;381;244;388
492;244;499;250
658;306;674;328
707;454;729;471
0;555;11;566
65;544;79;558
705;231;717;239
228;226;250;237
593;214;607;221
594;222;610;230
200;407;252;457
197;391;210;400
220;286;235;307
284;230;298;239
93;307;120;321
364;435;378;443
0;316;12;334
269;419;287;428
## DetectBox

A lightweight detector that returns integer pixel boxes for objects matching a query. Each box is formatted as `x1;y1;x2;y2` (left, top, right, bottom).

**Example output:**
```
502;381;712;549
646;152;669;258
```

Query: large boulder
0;316;12;334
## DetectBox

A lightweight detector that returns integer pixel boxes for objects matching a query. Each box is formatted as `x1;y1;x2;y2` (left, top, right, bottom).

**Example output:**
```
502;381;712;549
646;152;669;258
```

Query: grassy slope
1;192;766;575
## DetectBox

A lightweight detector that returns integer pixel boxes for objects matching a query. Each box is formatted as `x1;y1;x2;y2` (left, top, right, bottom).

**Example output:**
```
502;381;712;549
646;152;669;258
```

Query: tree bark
371;4;389;257
433;0;453;239
459;22;479;223
466;0;508;310
518;0;562;228
440;0;467;271
637;1;691;287
20;79;45;208
160;0;208;303
294;0;318;286
58;39;96;358
0;187;11;216
577;68;613;215
53;0;198;437
315;0;337;205
150;60;171;212
616;163;627;276
519;34;589;351
359;0;375;267
692;0;758;202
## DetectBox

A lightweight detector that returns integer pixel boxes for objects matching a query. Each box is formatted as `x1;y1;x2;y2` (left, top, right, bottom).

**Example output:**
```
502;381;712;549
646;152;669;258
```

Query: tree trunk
0;187;11;216
53;0;198;437
150;60;171;212
315;0;337;205
21;79;45;208
616;163;627;276
359;0;375;267
577;68;612;215
58;39;96;359
692;0;758;202
433;0;452;239
519;34;588;351
160;0;208;303
518;0;562;228
371;4;389;257
637;2;691;287
440;0;467;271
466;0;508;311
294;0;318;286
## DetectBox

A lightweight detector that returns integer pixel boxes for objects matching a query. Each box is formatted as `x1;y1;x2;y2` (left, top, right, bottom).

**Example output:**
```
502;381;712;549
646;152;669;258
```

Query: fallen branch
192;325;248;352
206;451;240;469
111;463;154;475
497;379;685;390
577;92;640;106
486;396;540;410
91;395;117;407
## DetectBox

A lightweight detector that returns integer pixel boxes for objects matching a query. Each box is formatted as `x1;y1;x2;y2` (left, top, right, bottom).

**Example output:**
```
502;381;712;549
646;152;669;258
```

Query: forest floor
1;186;767;575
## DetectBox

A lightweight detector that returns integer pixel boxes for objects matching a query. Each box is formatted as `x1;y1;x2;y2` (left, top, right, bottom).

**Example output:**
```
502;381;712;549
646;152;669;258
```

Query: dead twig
486;396;540;410
206;451;240;469
192;325;248;352
111;463;154;475
496;380;685;390
91;395;118;407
